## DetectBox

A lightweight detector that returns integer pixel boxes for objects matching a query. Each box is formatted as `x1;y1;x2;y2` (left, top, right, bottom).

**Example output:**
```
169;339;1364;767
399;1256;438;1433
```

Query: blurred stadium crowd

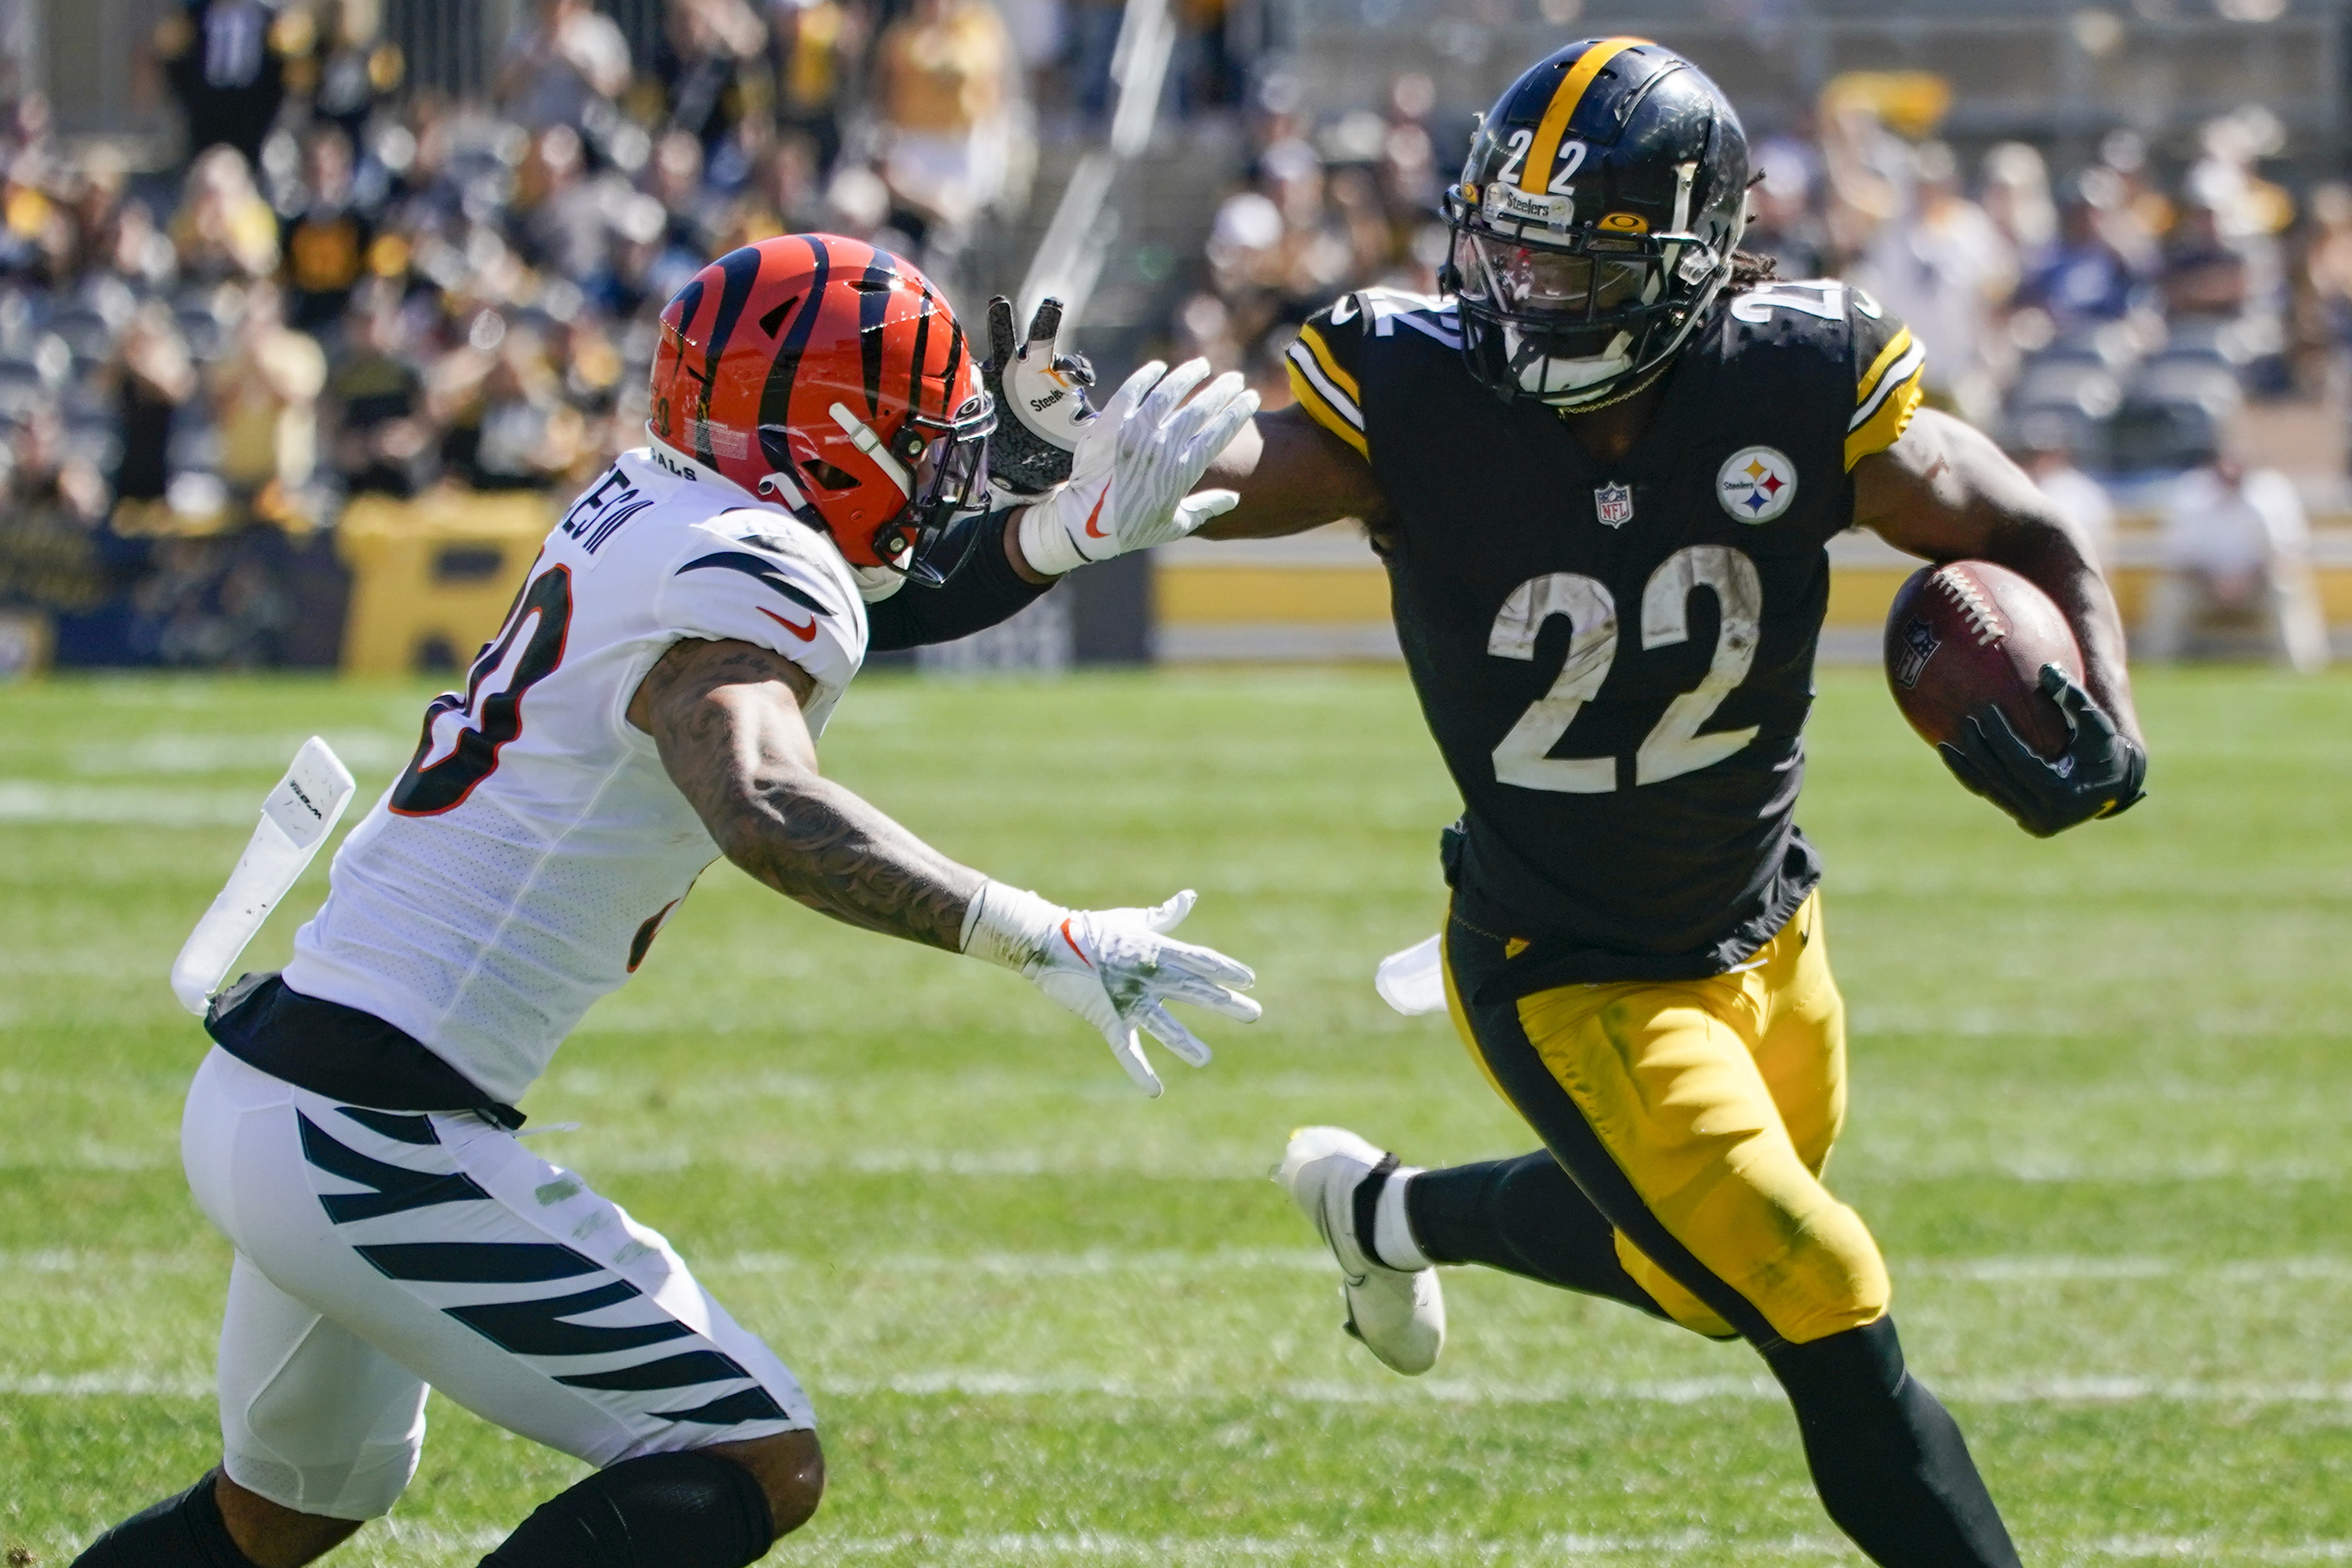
0;0;2338;670
0;0;1265;670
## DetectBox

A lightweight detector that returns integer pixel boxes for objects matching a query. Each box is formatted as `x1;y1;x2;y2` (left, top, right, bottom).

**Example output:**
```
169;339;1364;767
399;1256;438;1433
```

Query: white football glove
960;882;1261;1097
1014;358;1259;577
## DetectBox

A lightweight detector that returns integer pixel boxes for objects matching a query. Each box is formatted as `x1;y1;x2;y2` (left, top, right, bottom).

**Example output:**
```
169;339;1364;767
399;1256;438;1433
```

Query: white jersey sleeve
655;509;867;735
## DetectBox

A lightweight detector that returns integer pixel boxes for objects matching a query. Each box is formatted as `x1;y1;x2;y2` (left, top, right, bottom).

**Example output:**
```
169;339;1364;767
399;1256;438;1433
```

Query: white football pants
180;1048;812;1520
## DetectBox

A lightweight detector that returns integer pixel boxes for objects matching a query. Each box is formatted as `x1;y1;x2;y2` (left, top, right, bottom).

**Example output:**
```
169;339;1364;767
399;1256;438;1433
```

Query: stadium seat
337;488;553;676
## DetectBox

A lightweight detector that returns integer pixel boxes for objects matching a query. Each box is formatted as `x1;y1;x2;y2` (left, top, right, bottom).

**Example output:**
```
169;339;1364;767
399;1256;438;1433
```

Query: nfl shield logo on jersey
1593;482;1635;528
1717;446;1798;523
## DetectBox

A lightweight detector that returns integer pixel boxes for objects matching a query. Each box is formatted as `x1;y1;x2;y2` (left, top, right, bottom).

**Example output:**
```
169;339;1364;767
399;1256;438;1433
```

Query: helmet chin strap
1547;358;1673;415
849;562;909;603
1503;326;1635;403
828;403;914;496
1515;259;1733;413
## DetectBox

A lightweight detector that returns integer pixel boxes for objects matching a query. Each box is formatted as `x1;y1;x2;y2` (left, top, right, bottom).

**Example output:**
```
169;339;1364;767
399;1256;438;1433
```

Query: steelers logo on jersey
1718;445;1798;524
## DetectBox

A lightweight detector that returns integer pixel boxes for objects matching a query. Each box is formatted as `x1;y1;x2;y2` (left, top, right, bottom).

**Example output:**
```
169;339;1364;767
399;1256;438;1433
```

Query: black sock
1349;1152;1400;1267
480;1450;776;1568
1404;1152;1670;1319
1765;1316;2020;1568
73;1473;264;1568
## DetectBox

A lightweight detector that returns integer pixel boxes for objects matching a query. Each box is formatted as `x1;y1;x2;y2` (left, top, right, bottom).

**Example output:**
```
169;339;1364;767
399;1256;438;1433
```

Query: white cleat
1276;1125;1445;1377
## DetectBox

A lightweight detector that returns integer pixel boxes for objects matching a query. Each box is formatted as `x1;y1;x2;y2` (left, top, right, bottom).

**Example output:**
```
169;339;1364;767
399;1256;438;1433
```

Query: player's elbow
704;764;820;873
1979;492;2104;586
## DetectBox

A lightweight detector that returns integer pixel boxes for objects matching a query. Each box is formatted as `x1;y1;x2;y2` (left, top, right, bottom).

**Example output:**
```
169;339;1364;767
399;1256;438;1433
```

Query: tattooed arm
626;634;1258;1094
627;637;983;949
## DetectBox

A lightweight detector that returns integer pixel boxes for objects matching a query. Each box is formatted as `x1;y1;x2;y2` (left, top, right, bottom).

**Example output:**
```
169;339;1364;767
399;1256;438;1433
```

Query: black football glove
979;295;1097;495
1936;663;2147;838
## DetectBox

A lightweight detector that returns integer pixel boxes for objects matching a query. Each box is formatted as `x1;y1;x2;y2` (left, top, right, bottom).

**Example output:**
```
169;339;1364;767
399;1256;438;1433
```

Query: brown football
1883;561;2083;761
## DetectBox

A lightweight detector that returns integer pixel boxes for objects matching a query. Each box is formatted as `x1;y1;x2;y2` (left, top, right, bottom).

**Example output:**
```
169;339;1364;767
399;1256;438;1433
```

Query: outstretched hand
1027;890;1260;1096
1014;358;1260;576
961;883;1260;1096
980;296;1096;495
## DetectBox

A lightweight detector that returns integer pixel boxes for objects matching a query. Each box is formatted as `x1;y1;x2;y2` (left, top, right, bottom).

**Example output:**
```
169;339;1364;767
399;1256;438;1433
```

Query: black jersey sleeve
1843;287;1927;471
1283;299;1370;460
865;507;1053;652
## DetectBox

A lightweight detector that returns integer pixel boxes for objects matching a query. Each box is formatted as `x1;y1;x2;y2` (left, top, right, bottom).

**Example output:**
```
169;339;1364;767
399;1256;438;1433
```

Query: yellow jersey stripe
1853;325;1916;410
1285;339;1363;430
1845;359;1925;470
1286;349;1369;460
1849;336;1926;432
1296;323;1360;405
1522;37;1649;195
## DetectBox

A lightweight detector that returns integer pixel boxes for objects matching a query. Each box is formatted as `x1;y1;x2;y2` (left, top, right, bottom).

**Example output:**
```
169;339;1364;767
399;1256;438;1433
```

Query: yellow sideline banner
1149;523;2352;663
338;490;552;677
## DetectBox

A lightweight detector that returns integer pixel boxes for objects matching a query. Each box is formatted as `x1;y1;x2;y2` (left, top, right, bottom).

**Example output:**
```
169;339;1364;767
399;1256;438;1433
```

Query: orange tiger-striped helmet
649;234;995;583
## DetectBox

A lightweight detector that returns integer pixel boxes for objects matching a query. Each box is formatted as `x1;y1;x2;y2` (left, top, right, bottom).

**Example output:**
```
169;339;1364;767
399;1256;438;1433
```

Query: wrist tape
960;880;1063;974
1015;480;1109;577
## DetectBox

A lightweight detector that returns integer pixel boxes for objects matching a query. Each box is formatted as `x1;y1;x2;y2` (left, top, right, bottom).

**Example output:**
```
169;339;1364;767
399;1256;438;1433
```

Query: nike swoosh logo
1082;487;1110;539
1058;917;1094;968
758;606;818;641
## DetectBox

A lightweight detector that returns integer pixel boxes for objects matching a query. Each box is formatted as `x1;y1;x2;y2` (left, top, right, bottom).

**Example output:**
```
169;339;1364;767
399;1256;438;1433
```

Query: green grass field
3;665;2348;1566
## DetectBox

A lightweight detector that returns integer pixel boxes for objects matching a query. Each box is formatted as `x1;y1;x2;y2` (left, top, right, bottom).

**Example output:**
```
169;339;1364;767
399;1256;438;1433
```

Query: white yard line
0;781;264;827
13;1134;2343;1182
814;1370;2352;1406
814;1535;2352;1564
709;1246;1330;1276
13;1246;2352;1285
0;1249;212;1274
1908;1255;2352;1283
820;1530;1848;1562
12;1367;2352;1409
0;1371;212;1398
2079;1542;2352;1563
21;1523;2352;1565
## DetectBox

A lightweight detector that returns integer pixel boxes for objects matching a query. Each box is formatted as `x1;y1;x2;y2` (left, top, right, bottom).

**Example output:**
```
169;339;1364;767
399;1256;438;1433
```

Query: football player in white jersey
75;235;1261;1568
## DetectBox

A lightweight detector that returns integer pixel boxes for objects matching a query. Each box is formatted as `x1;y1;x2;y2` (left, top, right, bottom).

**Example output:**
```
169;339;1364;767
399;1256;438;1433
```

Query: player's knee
710;1428;825;1541
764;1430;825;1538
1761;1205;1890;1347
215;1472;368;1565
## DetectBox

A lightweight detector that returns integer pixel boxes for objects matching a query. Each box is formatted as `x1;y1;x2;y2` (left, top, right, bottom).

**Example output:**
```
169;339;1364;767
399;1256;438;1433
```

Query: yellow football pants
1442;893;1889;1348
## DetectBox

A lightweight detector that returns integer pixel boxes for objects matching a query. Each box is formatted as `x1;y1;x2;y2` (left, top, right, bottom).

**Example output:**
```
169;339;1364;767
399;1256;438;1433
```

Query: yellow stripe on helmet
1520;37;1650;195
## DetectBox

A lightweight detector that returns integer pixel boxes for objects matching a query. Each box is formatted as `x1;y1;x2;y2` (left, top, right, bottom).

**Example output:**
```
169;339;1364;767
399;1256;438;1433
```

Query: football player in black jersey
1210;38;2148;1568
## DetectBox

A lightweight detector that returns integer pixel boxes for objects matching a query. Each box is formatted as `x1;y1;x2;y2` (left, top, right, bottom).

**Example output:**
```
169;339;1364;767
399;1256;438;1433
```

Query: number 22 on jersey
1488;544;1762;792
390;565;574;816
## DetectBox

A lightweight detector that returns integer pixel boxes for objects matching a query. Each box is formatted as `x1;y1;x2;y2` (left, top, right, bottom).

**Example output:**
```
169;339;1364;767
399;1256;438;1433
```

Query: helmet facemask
1446;181;1731;408
875;391;996;586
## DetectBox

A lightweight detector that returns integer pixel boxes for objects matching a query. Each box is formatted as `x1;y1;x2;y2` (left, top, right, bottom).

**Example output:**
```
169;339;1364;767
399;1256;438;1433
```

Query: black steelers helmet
1442;37;1749;408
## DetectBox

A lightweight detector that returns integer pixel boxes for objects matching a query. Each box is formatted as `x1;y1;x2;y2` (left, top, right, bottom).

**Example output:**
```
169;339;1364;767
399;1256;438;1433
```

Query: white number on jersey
1728;280;1848;325
1487;546;1765;793
1487;572;1618;793
391;564;573;816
